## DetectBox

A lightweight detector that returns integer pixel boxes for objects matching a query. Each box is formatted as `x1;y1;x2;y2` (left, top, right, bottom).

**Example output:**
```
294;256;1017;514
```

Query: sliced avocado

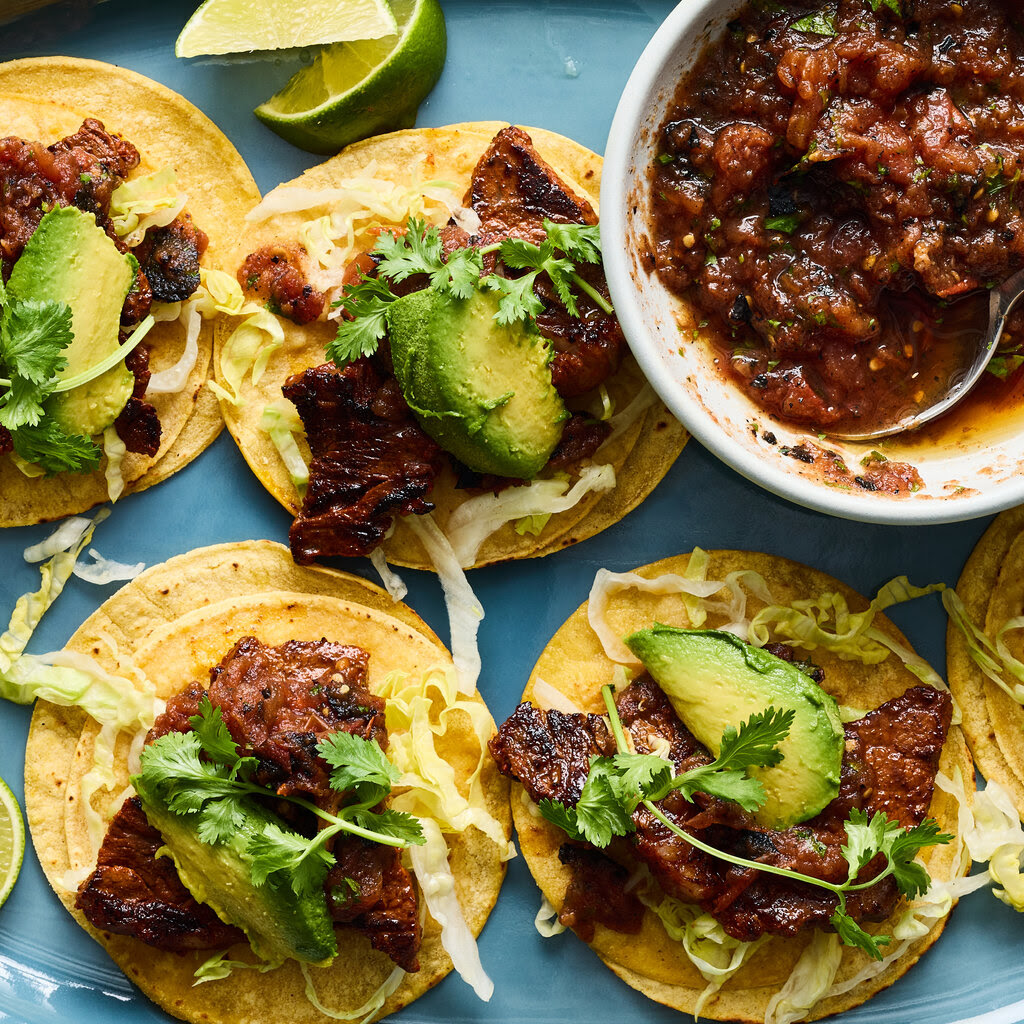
7;206;136;438
387;287;567;477
625;626;844;828
136;781;337;965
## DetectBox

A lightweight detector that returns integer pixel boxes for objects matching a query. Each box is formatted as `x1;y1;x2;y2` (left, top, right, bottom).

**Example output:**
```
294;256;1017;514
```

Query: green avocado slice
136;780;338;965
624;626;844;828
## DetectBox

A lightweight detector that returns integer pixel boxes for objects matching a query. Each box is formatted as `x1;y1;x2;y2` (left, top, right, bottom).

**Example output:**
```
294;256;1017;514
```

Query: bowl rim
600;0;1024;527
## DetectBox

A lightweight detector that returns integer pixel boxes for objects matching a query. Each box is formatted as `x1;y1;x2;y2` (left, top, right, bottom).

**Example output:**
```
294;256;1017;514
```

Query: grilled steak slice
238;243;326;324
134;213;209;303
546;415;611;473
113;345;161;456
492;677;951;941
557;844;645;943
284;359;445;563
76;796;244;951
326;836;421;972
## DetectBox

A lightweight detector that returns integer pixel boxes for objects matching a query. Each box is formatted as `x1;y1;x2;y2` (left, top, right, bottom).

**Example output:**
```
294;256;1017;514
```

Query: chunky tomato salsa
647;0;1024;434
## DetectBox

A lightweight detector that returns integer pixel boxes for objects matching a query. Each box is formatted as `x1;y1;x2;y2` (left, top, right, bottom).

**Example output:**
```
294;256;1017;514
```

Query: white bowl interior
602;0;1024;525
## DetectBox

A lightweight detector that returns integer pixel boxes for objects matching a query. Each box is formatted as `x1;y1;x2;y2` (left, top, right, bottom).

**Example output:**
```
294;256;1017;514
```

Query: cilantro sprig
327;217;612;366
133;696;424;898
539;685;952;960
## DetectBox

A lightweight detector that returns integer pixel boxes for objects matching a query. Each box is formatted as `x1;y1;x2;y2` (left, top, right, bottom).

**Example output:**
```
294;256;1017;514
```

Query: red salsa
647;0;1024;433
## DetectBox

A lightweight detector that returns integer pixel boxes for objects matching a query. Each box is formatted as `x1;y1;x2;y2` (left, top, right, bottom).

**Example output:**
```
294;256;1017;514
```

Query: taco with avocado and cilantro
490;549;972;1023
0;56;259;527
23;540;512;1024
946;506;1024;819
217;121;686;570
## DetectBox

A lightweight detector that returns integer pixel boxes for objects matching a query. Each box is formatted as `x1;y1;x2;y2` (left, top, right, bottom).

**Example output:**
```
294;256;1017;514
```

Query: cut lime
0;776;25;910
176;0;398;58
254;0;446;155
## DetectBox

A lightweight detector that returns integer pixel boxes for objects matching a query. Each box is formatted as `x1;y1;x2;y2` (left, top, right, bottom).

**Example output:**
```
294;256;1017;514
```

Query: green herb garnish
791;8;837;34
765;213;802;234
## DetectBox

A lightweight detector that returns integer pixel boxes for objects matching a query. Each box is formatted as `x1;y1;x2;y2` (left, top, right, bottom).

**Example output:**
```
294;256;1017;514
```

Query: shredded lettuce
9;451;45;477
109;167;187;247
943;588;1024;704
534;896;567;936
404;515;484;695
147;298;201;394
514;512;551;537
380;666;513;857
445;463;617;568
299;962;405;1022
193;267;248;318
193;951;282;986
764;929;843;1024
639;890;768;1015
209;307;285;407
260;400;309;494
411;818;494;1000
102;425;127;502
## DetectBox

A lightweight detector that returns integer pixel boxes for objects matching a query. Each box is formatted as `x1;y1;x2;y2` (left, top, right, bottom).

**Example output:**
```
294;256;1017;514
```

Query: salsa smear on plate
647;0;1024;434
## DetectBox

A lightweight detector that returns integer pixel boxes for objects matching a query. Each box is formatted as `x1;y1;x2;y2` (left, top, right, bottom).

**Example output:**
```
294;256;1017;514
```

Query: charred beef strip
491;677;951;942
114;346;161;456
134;212;210;304
284;360;445;564
238;243;326;324
75;796;244;952
79;637;421;969
557;844;645;943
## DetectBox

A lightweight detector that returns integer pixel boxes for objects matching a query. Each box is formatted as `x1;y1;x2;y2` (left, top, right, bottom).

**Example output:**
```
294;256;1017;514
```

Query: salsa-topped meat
284;359;446;563
134;212;210;303
239;243;327;324
83;637;422;970
649;0;1024;432
113;346;161;456
75;796;244;952
491;676;951;942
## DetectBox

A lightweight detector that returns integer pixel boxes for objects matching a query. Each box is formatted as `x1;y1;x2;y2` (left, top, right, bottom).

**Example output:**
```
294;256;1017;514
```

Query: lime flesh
176;0;398;58
0;776;25;910
254;0;447;154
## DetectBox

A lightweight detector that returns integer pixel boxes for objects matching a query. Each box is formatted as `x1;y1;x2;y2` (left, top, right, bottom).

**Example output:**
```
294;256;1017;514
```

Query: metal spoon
828;266;1024;442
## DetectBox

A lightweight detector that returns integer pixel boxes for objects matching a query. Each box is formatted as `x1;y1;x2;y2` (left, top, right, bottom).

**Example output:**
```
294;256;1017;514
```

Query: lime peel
0;775;25;910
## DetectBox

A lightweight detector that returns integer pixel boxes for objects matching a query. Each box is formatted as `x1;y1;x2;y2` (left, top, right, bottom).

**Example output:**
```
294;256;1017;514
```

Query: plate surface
0;3;1022;1023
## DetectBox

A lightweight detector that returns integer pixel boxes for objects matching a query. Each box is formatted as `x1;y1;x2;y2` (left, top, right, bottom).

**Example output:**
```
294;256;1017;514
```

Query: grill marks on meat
135;213;210;303
492;678;951;942
83;637;421;969
75;797;244;952
239;244;326;324
284;360;445;562
557;844;645;943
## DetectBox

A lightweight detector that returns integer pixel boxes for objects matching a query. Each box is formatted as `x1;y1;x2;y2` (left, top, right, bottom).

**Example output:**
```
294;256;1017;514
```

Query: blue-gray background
0;2;1020;1022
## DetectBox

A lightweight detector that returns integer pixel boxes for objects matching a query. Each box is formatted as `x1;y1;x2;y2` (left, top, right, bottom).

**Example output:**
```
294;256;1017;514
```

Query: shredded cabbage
534;896;567;937
109;167;187;246
531;677;583;713
22;514;100;565
379;666;513;858
368;547;408;603
598;382;658;452
639;890;768;1016
444;463;617;568
300;962;405;1022
9;451;45;477
209;307;284;407
764;929;843;1024
403;515;484;695
193;951;282;986
410;818;494;1000
102;425;127;502
260;400;309;494
193;267;248;317
147;298;201;394
514;512;551;537
943;588;1024;704
73;549;146;586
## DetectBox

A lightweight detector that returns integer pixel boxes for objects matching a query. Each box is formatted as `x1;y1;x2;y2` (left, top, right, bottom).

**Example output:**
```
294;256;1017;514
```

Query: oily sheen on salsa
647;0;1024;433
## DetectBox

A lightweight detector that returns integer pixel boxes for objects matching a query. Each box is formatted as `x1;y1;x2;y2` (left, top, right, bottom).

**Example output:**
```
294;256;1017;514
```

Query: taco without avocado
23;540;511;1024
0;56;259;527
490;550;971;1023
217;121;686;570
946;506;1024;818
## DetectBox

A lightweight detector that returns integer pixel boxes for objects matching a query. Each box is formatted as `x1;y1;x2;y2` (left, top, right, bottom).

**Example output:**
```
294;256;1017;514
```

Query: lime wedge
0;776;25;910
176;0;399;58
254;0;446;155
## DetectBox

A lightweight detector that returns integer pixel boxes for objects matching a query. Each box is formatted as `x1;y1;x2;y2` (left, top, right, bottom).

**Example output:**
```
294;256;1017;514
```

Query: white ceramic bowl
601;0;1024;525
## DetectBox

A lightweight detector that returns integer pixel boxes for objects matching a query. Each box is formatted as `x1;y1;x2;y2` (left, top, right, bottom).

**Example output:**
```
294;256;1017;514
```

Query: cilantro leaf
830;907;891;961
791;8;837;34
573;761;635;847
889;819;951;899
431;245;484;299
1;297;72;384
247;821;335;897
374;219;445;283
196;796;248;845
868;0;901;13
765;213;802;234
484;271;545;325
542;220;602;264
327;276;397;366
610;752;674;809
352;807;426;845
189;695;248;769
536;798;586;841
316;731;399;797
9;419;101;475
675;769;767;813
715;706;795;771
1;374;50;430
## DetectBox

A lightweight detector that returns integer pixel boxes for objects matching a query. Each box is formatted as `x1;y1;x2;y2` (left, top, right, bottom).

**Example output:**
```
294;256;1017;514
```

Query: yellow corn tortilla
513;549;971;1022
24;539;511;1024
947;507;1024;815
0;57;260;527
219;121;687;569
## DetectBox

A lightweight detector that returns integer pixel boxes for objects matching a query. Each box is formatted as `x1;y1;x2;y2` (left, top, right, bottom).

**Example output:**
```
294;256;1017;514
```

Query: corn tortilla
513;549;971;1022
0;57;260;526
219;121;687;569
24;540;511;1024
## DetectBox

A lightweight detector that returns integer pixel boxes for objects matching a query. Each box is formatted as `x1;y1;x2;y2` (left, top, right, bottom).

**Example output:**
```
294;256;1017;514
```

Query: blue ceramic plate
0;3;1022;1023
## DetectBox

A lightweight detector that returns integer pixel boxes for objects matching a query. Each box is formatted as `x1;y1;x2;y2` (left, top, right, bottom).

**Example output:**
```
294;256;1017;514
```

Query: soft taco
0;56;259;526
216;121;686;570
23;540;512;1023
946;506;1024;817
490;550;971;1023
